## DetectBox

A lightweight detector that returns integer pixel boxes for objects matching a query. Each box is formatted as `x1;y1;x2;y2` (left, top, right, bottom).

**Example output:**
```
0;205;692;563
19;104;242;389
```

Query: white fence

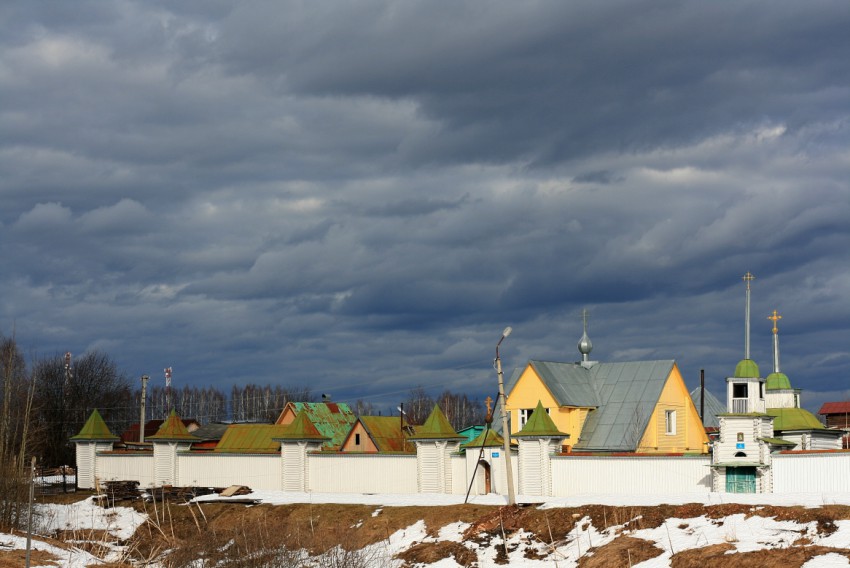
177;454;282;490
551;455;712;495
772;452;850;493
96;454;156;488
308;454;418;494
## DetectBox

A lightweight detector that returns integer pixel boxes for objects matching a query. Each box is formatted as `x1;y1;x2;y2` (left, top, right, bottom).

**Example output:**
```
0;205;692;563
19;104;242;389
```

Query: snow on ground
37;497;147;540
6;492;850;567
193;489;850;509
0;532;103;568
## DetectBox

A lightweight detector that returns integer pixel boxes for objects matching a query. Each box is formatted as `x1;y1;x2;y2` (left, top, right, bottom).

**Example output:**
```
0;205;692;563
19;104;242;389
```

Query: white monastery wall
96;454;155;488
550;455;712;495
176;453;282;490
772;452;850;493
307;454;418;494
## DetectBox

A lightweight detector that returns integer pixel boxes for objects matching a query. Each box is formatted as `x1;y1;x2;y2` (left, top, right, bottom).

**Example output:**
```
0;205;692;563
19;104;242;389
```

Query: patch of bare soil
671;544;850;568
578;535;664;568
0;549;61;568
396;541;477;567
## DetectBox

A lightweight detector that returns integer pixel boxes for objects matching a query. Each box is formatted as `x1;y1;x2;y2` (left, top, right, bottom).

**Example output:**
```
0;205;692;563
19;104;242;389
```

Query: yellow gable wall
637;363;709;453
505;364;590;444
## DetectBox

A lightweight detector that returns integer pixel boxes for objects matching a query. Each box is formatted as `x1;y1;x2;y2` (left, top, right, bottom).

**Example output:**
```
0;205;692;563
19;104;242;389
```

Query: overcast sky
2;1;849;416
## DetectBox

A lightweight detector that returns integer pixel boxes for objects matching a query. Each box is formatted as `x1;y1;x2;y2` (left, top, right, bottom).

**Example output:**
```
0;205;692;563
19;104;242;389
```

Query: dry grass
0;549;61;568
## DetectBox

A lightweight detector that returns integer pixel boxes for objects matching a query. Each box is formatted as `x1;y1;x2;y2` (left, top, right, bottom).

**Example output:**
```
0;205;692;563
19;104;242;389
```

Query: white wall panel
176;454;282;490
550;456;711;496
773;453;850;493
96;454;155;488
308;454;417;494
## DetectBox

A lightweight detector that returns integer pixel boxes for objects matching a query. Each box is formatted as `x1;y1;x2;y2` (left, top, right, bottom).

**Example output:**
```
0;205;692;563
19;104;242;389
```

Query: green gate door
726;467;757;493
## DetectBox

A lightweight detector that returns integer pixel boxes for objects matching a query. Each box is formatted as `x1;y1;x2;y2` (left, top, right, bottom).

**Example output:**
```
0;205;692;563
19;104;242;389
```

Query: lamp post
495;326;516;506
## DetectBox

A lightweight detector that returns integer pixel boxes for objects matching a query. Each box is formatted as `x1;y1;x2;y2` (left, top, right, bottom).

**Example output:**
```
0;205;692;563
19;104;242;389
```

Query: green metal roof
71;409;119;441
460;427;504;449
767;407;829;431
734;359;760;379
515;401;568;438
409;405;464;440
760;437;796;446
282;402;356;449
765;372;792;391
216;423;292;453
147;410;200;442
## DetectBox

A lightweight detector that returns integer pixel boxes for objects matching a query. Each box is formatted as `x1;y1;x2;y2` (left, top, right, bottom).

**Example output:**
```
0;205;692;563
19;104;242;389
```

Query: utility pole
25;456;35;568
140;375;149;443
495;326;516;506
164;367;172;414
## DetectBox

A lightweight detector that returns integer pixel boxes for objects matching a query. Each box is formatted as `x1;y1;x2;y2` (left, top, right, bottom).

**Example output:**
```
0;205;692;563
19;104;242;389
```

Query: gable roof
689;386;726;429
508;359;676;452
215;424;292;453
819;402;850;416
515;401;568;438
147;410;200;442
359;415;413;452
275;402;356;449
71;409;119;441
409;405;464;440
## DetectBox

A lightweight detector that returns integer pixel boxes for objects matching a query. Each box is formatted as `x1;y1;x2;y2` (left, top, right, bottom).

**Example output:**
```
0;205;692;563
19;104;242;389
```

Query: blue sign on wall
491;452;500;458
736;442;745;450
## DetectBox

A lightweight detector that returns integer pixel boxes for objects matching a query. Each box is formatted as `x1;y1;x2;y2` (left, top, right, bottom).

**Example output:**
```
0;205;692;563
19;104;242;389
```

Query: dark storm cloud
1;0;849;417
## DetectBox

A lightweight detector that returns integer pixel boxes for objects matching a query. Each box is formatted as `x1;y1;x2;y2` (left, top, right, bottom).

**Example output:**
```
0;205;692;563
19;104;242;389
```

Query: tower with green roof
514;401;568;496
410;405;464;493
72;409;119;489
149;409;199;486
726;272;766;415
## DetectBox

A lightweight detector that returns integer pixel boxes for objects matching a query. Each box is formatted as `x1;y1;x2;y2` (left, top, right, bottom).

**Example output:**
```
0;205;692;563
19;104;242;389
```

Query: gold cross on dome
485;396;493;415
768;309;782;334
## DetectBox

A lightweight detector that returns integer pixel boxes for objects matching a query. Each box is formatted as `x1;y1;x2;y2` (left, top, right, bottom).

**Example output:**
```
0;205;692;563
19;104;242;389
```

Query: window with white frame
519;407;550;428
665;409;677;435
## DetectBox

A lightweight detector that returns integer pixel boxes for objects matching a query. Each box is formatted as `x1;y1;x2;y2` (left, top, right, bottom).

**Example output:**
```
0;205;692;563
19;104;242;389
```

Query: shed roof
215;424;293;453
71;409;119;441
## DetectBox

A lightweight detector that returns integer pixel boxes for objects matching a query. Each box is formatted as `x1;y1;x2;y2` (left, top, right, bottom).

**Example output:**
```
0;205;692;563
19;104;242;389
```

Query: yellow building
504;317;708;454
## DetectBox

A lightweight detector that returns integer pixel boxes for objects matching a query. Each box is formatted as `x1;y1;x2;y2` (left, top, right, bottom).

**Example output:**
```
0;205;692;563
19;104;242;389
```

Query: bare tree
402;387;434;426
33;350;133;467
0;334;36;530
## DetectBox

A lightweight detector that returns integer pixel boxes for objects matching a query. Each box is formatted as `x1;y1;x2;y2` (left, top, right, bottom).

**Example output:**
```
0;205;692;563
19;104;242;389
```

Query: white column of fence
308;454;418;494
772;452;850;493
551;455;712;496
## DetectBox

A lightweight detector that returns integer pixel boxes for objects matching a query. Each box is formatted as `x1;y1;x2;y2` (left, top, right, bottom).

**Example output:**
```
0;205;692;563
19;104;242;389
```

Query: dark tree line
402;386;487;430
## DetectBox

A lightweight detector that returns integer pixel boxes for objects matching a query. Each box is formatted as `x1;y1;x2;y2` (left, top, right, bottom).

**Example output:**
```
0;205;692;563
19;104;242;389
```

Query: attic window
665;410;677;435
355;433;361;446
519;407;549;427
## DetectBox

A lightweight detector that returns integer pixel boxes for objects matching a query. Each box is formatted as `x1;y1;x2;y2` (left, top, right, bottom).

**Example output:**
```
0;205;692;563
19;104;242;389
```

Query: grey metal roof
511;359;674;452
529;361;600;407
574;360;674;451
689;386;726;429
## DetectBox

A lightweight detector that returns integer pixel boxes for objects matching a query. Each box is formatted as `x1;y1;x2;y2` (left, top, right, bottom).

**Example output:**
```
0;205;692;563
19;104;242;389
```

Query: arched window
734;451;747;458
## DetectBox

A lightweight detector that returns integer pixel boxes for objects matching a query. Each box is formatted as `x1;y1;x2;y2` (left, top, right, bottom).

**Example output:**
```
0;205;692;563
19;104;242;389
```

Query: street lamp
495;326;516;505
